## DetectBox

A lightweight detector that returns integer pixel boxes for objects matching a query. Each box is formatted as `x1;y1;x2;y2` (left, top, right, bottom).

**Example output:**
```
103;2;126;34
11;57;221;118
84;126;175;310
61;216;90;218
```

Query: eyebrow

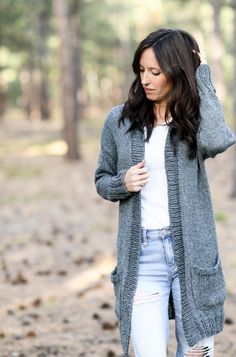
139;64;161;70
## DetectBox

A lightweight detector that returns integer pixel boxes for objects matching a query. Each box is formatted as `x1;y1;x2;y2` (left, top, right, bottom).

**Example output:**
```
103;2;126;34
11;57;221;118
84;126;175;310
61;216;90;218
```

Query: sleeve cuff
195;64;216;94
108;168;132;201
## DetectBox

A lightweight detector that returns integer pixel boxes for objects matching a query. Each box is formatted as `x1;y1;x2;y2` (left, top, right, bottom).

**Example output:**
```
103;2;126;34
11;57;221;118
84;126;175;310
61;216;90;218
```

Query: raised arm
196;64;236;160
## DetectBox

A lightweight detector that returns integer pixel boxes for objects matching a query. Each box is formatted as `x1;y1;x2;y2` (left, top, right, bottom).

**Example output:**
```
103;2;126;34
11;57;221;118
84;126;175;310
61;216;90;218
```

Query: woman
94;28;236;357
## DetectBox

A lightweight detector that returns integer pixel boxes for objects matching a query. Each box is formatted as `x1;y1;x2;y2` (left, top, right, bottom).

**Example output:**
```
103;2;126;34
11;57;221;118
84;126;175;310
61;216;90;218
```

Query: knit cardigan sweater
94;64;236;357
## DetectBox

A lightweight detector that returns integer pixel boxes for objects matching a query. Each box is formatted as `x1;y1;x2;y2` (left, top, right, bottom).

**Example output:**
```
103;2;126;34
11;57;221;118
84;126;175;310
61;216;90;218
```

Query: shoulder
108;103;125;116
105;103;125;123
104;103;129;131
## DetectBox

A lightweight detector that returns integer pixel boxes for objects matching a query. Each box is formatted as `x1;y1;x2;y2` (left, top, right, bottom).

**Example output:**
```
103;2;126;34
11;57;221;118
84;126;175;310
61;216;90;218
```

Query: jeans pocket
110;266;121;320
190;254;227;309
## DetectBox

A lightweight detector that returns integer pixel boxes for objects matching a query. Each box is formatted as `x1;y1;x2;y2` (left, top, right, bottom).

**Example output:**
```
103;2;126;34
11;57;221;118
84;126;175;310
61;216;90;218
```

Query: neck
154;103;168;125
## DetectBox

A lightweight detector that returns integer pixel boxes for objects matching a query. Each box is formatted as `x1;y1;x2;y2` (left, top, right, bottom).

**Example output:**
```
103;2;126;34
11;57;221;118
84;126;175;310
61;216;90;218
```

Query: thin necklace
156;122;168;126
154;117;172;127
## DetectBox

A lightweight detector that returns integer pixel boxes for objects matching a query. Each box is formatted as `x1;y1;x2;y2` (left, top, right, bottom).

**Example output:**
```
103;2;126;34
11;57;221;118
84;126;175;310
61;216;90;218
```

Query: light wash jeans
131;226;214;357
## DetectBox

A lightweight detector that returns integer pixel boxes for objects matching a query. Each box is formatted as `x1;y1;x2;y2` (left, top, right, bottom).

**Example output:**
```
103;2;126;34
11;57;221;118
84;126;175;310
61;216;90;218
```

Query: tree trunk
23;56;39;120
70;0;84;121
53;0;79;160
37;3;50;120
0;84;7;119
231;0;236;197
210;0;225;102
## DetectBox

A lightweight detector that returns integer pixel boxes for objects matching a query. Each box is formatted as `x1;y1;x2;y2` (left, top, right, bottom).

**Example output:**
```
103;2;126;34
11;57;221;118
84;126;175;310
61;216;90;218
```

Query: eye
152;72;161;76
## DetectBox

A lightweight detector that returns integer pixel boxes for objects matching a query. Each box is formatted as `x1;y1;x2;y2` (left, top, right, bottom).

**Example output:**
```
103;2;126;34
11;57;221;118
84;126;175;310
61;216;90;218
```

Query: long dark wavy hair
119;28;201;160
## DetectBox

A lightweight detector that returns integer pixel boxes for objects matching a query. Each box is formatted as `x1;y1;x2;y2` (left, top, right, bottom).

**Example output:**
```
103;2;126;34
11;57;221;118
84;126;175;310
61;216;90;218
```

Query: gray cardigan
94;64;236;357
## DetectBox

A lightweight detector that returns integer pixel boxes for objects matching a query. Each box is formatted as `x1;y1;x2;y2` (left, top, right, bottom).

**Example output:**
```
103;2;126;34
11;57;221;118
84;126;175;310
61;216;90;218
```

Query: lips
143;88;154;93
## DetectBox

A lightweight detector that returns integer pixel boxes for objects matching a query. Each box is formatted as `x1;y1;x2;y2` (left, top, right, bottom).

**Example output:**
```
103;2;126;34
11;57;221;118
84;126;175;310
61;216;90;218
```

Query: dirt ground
0;113;235;357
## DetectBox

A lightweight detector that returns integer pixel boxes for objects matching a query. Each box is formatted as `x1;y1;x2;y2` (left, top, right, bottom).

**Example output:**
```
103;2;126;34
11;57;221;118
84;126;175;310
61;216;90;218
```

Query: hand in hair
192;49;207;65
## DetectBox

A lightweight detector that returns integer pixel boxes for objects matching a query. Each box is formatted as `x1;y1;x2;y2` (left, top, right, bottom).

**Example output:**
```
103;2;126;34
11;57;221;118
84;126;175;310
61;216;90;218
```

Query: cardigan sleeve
94;108;133;202
196;64;236;159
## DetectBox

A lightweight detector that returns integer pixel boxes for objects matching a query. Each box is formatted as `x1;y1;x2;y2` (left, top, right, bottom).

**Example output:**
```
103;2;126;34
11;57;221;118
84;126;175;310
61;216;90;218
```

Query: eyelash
139;69;160;76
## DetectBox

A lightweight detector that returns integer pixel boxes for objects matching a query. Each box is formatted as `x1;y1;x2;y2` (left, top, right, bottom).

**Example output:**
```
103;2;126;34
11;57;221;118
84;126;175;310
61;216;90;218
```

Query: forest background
0;0;236;356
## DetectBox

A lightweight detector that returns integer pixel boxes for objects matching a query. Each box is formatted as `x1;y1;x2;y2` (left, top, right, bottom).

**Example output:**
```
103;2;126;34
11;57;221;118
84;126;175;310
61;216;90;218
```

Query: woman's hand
124;159;149;192
193;49;207;64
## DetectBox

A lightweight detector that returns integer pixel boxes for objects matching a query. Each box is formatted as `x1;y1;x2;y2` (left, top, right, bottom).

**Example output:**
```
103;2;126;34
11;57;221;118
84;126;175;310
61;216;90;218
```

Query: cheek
155;78;169;92
162;79;171;93
165;82;172;94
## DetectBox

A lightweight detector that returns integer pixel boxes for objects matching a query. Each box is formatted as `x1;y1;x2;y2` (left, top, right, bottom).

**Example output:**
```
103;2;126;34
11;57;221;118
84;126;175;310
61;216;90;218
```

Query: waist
141;225;171;240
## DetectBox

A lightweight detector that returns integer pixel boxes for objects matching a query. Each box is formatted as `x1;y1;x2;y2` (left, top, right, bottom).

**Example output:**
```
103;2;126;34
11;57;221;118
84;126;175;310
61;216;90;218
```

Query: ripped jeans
131;226;214;357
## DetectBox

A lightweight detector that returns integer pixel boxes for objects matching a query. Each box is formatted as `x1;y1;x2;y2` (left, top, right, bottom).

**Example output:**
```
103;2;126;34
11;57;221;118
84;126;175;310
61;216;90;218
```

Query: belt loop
142;229;148;247
161;226;171;238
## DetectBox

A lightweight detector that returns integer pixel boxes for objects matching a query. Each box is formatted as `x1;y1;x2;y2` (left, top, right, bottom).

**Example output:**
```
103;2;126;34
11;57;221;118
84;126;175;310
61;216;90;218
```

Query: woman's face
139;47;171;103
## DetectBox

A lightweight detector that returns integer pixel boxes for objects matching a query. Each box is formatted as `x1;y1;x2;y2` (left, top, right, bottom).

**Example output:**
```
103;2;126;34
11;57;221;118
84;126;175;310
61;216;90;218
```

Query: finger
192;49;207;64
137;178;149;187
135;159;145;168
138;167;148;174
199;50;207;64
131;167;148;176
132;185;142;192
132;174;147;182
139;173;149;180
141;178;149;185
132;170;149;179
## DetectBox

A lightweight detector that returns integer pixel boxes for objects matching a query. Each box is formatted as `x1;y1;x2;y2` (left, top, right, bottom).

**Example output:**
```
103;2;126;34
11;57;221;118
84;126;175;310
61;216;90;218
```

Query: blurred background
0;0;236;356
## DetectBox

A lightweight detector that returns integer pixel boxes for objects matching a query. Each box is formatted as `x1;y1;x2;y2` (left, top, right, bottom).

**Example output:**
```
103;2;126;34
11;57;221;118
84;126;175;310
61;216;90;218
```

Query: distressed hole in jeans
133;291;160;305
185;345;211;357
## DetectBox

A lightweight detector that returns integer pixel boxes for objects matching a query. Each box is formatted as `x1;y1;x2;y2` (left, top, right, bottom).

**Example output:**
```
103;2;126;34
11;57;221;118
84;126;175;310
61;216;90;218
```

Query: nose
141;71;151;86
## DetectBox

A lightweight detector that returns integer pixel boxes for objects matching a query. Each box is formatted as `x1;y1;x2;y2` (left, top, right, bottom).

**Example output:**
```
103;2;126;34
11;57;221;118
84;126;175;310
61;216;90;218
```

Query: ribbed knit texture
95;64;236;357
165;130;204;345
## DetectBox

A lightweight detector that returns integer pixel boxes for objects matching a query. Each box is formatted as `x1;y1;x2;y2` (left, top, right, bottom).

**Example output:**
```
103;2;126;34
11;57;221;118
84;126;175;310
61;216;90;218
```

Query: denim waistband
141;226;171;243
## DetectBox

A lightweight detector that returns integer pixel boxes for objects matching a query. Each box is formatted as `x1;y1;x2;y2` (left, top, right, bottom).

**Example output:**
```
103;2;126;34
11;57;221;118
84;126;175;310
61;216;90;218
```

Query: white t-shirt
141;124;170;229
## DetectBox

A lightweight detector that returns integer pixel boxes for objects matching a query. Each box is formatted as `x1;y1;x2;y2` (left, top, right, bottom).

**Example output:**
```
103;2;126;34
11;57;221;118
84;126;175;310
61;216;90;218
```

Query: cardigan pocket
110;266;122;320
191;254;227;310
